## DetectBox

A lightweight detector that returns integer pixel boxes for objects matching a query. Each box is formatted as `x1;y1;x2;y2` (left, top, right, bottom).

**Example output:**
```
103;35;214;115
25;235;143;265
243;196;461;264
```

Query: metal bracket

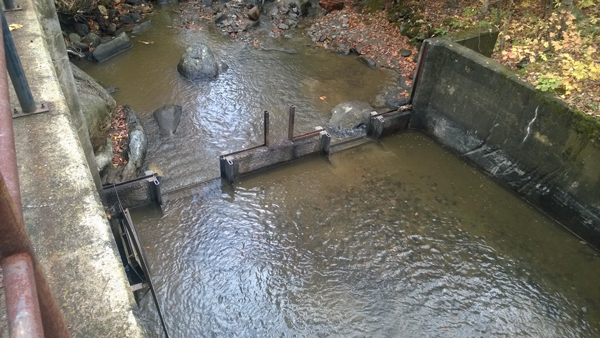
3;5;23;12
220;155;235;184
144;171;162;205
12;103;50;118
368;111;385;139
319;130;331;155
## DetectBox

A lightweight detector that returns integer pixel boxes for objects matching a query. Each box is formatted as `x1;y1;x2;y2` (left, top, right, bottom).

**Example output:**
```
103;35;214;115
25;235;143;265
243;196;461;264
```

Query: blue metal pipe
1;10;36;113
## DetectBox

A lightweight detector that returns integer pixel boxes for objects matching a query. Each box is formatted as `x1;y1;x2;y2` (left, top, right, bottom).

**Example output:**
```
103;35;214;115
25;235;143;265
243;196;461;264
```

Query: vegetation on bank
348;0;600;116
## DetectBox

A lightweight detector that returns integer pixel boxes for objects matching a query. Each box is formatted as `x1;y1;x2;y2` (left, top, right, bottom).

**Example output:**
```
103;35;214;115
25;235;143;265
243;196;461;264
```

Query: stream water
76;6;600;337
74;5;397;191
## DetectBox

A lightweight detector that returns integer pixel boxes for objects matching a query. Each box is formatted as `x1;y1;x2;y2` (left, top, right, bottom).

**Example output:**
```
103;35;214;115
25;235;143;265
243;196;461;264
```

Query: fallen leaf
9;24;23;31
320;96;327;100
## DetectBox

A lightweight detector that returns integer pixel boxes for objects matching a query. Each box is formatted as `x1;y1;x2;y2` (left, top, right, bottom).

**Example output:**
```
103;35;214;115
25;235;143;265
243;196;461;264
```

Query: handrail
0;9;70;338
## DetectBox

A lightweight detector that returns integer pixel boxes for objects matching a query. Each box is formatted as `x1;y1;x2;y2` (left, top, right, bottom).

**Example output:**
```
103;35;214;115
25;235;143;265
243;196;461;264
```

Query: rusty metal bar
408;40;428;104
288;105;295;141
2;254;43;338
0;13;70;337
263;110;270;146
0;173;71;338
123;209;170;338
292;128;323;142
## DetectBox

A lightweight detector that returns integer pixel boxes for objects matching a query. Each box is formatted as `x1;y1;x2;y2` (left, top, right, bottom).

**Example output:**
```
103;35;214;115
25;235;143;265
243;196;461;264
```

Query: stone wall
411;37;600;249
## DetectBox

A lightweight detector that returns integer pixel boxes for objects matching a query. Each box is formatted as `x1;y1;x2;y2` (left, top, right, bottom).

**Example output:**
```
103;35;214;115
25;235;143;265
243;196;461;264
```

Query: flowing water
132;133;600;337
76;6;600;337
74;6;397;191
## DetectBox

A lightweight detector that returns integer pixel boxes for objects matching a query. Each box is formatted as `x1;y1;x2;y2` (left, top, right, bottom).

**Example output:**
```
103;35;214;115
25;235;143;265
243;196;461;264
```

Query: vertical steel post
0;5;21;214
2;10;36;113
263;110;270;147
288;105;295;141
319;130;331;155
2;0;16;11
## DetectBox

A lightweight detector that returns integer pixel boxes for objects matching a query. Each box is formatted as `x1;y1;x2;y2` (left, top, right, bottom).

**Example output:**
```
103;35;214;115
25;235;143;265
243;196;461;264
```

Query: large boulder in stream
122;109;147;180
153;104;183;134
372;85;409;109
98;106;148;183
71;63;117;151
177;44;227;81
329;101;375;129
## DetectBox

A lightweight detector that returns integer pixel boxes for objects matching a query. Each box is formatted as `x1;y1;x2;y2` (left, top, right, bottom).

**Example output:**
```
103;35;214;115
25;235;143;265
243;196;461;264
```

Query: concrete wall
6;0;146;335
411;37;600;249
446;25;499;58
34;0;103;192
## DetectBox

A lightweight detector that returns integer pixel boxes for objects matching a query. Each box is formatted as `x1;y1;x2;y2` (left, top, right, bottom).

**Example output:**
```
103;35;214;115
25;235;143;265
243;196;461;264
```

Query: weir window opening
71;5;600;337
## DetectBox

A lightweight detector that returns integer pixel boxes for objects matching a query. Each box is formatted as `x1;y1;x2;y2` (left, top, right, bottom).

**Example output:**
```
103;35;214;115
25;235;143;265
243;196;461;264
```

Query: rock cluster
212;2;260;38
59;0;153;61
307;10;418;73
268;3;301;38
319;0;343;13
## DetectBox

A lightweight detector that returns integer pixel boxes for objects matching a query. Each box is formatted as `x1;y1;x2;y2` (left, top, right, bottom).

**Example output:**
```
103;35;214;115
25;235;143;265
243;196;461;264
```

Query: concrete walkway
2;0;146;335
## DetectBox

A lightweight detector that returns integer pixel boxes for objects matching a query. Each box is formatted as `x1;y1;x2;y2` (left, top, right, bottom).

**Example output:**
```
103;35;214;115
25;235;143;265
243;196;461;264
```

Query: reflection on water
74;5;396;191
132;132;600;337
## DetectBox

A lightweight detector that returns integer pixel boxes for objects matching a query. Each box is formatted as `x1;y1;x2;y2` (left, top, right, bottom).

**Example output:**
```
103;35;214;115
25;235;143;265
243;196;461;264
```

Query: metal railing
0;7;70;338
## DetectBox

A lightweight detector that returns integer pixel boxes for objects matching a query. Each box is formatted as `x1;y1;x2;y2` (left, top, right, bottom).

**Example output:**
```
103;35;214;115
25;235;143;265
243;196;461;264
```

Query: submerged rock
153;104;183;134
248;6;260;21
131;20;151;35
373;85;408;109
359;55;377;68
177;44;226;81
329;101;374;129
82;32;101;47
92;32;133;62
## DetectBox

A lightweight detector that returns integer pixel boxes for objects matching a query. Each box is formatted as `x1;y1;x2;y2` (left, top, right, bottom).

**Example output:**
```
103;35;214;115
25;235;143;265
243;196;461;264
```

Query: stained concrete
411;37;600;250
446;24;499;58
3;0;146;335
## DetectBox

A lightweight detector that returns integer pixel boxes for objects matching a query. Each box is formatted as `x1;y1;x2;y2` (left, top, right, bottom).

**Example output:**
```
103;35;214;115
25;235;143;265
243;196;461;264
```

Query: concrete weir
3;0;145;335
411;37;600;250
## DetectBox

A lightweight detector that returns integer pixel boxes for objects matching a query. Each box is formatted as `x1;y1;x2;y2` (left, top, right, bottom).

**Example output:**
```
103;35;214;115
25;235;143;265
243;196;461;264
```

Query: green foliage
579;0;597;8
462;6;478;17
536;74;563;92
434;26;448;36
490;8;508;25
